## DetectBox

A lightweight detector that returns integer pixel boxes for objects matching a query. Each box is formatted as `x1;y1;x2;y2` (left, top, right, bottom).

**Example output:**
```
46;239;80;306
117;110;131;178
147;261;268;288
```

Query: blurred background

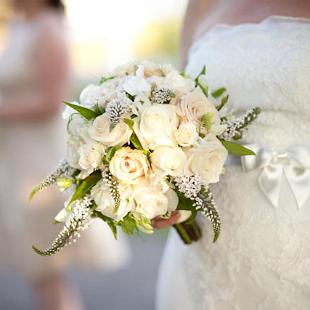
0;0;187;309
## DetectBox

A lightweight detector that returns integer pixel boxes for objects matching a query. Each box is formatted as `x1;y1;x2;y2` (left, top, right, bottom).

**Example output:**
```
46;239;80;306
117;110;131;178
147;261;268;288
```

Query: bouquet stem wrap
174;219;202;244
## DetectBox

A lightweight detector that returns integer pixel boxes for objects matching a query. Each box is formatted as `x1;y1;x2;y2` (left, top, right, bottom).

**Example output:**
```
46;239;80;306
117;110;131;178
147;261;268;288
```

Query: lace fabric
156;16;310;310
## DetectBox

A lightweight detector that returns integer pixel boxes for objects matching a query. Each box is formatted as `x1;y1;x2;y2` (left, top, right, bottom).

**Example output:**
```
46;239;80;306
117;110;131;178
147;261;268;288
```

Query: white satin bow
241;144;310;208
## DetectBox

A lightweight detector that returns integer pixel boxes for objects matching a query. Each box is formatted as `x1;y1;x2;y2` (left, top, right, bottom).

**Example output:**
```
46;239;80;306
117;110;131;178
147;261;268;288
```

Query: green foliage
120;214;137;235
63;101;99;120
124;118;134;129
194;65;206;84
124;118;148;154
66;171;102;210
99;76;115;84
93;211;118;239
221;140;256;156
202;112;214;132
216;95;229;111
133;213;153;234
105;146;122;162
211;87;226;98
56;177;73;192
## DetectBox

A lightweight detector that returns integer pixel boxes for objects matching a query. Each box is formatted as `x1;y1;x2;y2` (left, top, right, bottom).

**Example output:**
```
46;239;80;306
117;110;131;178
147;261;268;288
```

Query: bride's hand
152;211;181;229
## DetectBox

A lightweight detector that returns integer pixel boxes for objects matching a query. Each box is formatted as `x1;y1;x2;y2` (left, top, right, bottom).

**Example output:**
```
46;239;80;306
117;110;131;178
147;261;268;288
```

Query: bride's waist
239;112;310;149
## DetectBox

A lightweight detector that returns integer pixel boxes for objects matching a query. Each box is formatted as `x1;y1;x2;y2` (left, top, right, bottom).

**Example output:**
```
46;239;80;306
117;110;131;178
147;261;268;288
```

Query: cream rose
151;146;187;177
185;134;228;183
91;180;133;220
88;114;132;147
109;147;149;184
175;122;199;147
177;87;221;129
137;104;179;149
132;182;178;219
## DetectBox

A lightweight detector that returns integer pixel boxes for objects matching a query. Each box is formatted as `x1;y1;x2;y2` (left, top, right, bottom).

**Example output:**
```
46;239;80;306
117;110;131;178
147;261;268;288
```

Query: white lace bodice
157;16;310;310
186;16;310;149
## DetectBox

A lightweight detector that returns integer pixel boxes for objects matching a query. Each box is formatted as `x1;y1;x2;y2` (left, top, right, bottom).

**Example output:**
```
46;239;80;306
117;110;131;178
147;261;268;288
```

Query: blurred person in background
0;1;130;309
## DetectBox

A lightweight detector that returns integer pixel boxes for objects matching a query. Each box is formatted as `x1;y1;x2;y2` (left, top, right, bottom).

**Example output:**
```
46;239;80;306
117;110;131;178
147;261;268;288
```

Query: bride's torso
167;16;310;310
186;16;310;149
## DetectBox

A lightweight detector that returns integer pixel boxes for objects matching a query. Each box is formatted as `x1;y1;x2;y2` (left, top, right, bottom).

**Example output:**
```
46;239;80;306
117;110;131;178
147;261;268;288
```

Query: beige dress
0;12;130;279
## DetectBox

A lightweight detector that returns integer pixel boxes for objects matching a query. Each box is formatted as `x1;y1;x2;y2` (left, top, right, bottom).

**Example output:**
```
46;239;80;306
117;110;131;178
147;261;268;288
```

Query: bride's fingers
152;211;181;229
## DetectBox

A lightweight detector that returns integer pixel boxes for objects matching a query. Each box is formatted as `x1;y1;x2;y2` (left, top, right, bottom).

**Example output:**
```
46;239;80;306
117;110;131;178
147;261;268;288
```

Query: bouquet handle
173;219;202;244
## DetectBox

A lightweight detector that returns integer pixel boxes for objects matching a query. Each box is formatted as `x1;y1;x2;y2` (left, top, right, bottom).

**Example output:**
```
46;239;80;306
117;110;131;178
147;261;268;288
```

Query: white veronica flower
88;114;132;147
136;104;179;150
151;146;187;177
175;122;199;147
123;65;151;96
185;134;228;184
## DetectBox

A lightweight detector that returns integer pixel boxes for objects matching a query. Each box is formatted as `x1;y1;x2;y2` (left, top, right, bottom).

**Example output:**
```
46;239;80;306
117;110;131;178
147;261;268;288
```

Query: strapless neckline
194;15;310;48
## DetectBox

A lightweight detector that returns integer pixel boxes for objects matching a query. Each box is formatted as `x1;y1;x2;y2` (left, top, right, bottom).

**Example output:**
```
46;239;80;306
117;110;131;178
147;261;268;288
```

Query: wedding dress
0;12;129;279
156;16;310;310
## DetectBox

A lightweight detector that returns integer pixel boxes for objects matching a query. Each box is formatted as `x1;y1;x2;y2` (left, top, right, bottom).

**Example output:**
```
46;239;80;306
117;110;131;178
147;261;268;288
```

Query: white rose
66;136;82;169
137;104;179;150
67;114;92;143
91;180;133;220
148;71;194;98
80;84;102;108
109;147;149;184
175;122;199;147
88;114;132;147
151;146;187;177
123;65;151;96
78;142;105;178
185;134;228;183
132;181;178;219
177;87;221;128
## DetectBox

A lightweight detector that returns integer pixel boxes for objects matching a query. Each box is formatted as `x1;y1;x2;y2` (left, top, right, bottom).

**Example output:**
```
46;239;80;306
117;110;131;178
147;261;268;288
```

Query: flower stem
173;219;202;245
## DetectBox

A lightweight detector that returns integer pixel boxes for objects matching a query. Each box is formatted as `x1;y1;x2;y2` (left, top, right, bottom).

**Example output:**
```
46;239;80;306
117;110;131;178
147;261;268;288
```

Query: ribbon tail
284;167;310;209
258;165;283;208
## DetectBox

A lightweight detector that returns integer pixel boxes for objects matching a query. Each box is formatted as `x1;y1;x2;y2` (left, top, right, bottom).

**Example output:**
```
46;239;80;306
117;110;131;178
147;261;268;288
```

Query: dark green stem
173;219;202;245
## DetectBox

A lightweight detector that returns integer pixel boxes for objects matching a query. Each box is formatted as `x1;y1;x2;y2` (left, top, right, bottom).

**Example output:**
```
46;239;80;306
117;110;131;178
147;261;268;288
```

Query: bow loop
241;144;310;208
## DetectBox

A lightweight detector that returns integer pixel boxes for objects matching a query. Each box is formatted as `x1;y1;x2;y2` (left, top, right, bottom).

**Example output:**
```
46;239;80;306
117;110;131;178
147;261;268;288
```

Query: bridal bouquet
30;61;260;256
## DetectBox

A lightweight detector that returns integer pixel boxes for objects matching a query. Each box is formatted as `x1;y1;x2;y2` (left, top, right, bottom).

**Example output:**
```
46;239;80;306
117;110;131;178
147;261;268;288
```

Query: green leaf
124;118;134;129
120;214;137;235
105;146;121;162
66;171;102;210
93;211;118;239
216;95;229;111
202;112;214;131
211;87;226;98
63;101;98;120
99;76;115;84
221;140;256;156
194;65;206;82
124;118;148;154
130;132;144;150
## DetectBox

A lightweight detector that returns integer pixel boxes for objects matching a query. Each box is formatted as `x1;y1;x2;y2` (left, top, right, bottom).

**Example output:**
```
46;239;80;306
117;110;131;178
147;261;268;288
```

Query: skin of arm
0;16;69;122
